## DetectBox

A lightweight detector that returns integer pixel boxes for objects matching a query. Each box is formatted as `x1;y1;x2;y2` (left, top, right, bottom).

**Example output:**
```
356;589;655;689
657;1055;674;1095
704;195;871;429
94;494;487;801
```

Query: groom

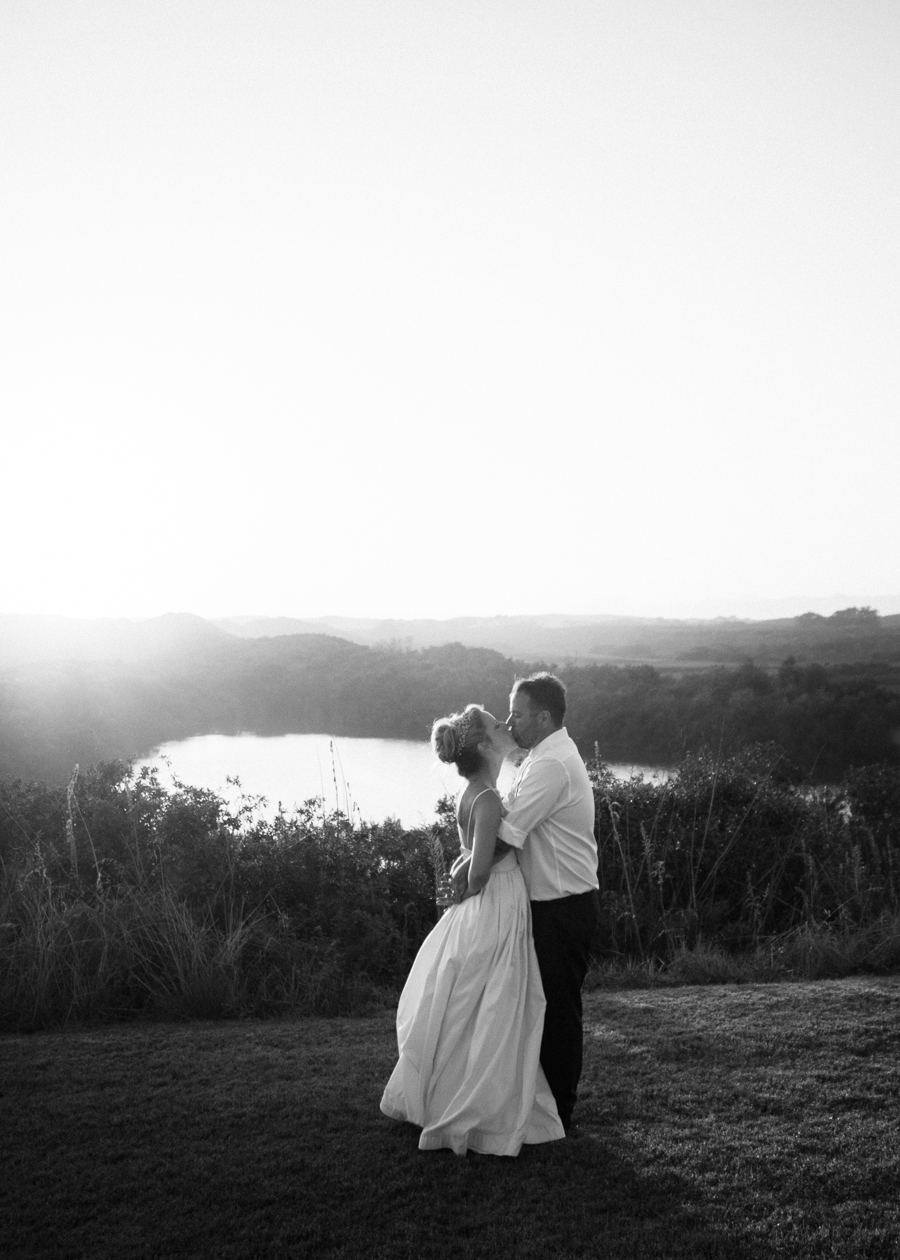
454;672;600;1132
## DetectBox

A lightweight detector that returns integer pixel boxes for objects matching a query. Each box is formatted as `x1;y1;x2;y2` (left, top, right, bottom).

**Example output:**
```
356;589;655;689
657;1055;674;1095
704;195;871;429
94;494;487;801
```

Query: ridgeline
1;609;899;784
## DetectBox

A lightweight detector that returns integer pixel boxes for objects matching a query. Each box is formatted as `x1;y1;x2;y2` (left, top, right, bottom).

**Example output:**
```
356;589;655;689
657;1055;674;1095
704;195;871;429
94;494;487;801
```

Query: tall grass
1;750;899;1032
590;747;900;965
0;867;369;1030
0;762;436;1031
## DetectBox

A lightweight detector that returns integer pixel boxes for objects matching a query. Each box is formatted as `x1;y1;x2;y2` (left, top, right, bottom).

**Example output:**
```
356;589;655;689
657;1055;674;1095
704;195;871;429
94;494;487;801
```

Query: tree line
2;633;899;785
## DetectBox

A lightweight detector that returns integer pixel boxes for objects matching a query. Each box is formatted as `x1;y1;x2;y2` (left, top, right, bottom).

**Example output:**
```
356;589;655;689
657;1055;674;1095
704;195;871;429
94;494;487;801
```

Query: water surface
133;732;664;829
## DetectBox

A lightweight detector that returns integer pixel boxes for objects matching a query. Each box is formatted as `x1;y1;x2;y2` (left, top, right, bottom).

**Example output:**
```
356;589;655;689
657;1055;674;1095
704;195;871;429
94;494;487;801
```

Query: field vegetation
2;751;899;1033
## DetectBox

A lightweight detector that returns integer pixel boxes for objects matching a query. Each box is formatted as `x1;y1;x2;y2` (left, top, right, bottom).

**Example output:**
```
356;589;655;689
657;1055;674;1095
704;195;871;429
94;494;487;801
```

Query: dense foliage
569;658;900;781
2;631;900;785
2;752;899;1030
591;749;900;964
0;762;441;1030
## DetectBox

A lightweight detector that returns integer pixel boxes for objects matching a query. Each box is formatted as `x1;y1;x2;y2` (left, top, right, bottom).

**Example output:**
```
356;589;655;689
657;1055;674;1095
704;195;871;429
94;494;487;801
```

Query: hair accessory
455;710;474;752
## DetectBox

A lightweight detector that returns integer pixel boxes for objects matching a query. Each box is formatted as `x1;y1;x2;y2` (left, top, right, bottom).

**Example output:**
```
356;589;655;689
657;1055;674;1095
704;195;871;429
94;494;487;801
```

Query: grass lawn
2;978;899;1259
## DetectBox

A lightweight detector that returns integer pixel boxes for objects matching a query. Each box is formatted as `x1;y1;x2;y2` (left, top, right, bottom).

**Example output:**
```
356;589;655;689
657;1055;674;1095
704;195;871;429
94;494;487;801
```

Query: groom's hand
450;855;471;901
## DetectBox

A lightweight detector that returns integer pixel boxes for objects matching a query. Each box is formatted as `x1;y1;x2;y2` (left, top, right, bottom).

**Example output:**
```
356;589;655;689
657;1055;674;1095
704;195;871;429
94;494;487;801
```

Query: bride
379;704;564;1156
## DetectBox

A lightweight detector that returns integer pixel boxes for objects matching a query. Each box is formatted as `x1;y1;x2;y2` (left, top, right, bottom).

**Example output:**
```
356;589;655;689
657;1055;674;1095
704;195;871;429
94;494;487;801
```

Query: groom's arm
449;852;471;900
498;758;567;849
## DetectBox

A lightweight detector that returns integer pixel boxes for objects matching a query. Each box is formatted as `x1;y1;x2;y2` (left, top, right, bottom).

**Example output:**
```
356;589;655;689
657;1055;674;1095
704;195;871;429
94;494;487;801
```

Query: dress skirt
380;851;564;1156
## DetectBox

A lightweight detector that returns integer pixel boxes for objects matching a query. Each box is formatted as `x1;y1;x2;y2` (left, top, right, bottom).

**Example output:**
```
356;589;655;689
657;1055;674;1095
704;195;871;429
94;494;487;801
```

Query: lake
133;733;666;829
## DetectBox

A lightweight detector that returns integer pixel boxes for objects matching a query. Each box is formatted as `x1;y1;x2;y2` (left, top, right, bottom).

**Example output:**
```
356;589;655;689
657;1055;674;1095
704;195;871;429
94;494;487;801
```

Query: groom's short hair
513;673;567;726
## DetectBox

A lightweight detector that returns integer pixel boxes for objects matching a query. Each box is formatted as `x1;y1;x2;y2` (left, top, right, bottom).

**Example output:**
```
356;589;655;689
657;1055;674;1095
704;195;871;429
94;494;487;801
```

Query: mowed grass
2;979;899;1260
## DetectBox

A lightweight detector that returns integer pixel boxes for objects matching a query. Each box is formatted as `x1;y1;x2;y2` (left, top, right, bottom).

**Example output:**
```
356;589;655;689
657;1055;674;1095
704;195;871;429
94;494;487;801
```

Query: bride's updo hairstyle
432;705;487;779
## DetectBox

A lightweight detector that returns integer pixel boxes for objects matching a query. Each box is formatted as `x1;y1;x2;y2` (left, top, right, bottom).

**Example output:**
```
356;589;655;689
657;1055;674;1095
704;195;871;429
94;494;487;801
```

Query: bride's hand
450;857;471;902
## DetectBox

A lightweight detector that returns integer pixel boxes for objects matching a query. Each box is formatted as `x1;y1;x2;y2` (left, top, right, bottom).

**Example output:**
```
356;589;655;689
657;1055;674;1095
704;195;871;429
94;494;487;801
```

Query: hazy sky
3;1;898;622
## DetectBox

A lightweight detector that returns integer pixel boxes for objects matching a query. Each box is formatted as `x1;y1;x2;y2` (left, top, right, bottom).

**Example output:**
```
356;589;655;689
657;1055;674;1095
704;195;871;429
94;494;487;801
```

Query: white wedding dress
380;843;564;1156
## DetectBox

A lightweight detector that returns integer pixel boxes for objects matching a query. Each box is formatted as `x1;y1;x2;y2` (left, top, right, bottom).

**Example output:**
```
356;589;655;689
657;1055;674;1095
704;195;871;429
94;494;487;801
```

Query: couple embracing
380;672;600;1156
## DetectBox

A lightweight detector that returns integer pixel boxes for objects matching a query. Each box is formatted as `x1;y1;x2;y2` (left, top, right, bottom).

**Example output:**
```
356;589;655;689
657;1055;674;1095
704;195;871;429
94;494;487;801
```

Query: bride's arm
464;793;502;898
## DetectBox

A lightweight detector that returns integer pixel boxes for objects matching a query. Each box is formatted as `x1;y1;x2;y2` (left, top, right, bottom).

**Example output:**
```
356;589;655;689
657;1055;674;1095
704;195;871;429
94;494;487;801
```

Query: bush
0;762;445;1031
3;751;900;1030
590;747;900;964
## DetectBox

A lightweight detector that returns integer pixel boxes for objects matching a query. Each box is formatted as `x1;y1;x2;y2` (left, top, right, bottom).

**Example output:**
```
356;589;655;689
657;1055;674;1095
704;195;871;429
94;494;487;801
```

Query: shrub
3;751;900;1030
590;748;900;964
0;763;443;1030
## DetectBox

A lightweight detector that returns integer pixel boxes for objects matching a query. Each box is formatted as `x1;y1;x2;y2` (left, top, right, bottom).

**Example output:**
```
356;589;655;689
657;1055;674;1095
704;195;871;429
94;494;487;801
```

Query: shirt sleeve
497;756;567;848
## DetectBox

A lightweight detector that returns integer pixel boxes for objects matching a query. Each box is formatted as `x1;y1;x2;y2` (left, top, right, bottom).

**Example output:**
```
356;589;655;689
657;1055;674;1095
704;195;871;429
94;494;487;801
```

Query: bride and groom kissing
380;672;600;1156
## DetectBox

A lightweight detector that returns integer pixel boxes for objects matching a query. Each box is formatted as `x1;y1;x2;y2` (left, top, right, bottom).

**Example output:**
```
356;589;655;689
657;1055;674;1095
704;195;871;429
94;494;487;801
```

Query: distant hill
2;613;899;785
0;612;232;664
5;608;899;672
212;615;332;640
0;628;371;783
214;611;900;668
214;612;636;656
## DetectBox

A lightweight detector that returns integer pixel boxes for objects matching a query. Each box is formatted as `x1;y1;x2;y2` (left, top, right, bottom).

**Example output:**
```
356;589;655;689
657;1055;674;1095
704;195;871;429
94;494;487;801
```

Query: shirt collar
525;726;568;760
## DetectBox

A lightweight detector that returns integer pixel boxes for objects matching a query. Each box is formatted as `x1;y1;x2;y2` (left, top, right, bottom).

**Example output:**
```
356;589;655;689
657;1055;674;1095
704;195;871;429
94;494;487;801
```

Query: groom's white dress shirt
497;727;598;901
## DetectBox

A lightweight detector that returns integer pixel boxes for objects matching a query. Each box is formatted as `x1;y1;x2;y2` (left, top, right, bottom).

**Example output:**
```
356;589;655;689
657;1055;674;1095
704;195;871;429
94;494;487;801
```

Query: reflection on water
132;732;666;830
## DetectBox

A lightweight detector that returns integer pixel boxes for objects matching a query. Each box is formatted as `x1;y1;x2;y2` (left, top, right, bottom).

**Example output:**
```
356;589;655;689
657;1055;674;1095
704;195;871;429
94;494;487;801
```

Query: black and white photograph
2;3;898;1256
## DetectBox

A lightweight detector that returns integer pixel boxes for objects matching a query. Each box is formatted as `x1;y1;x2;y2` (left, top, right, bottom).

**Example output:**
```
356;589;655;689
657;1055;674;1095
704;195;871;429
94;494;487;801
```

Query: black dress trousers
529;889;600;1127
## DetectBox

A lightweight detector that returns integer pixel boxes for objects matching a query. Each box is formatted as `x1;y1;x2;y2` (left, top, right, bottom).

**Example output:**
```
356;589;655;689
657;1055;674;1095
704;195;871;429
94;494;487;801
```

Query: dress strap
461;786;500;849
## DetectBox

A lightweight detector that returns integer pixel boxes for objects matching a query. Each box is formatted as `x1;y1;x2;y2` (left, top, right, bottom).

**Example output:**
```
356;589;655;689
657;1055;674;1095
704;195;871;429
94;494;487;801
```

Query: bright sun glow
2;1;898;622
